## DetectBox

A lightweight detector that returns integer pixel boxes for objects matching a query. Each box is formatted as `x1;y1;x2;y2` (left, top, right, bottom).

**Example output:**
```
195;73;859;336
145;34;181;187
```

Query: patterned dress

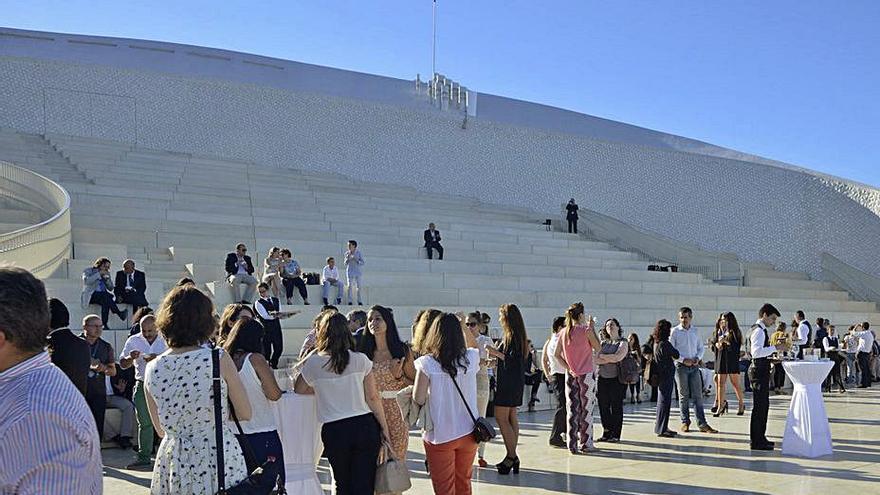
372;358;410;460
145;348;247;494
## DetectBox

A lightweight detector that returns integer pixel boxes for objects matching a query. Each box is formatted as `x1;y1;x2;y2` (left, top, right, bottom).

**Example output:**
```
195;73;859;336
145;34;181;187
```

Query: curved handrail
0;161;72;277
821;252;880;306
570;206;745;284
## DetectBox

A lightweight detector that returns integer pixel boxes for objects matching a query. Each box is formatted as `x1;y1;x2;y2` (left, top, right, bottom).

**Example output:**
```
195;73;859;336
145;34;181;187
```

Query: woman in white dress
145;285;253;494
262;247;284;299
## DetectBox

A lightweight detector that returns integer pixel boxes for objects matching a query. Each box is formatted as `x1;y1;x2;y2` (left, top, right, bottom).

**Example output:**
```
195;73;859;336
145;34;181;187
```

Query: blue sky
3;0;878;186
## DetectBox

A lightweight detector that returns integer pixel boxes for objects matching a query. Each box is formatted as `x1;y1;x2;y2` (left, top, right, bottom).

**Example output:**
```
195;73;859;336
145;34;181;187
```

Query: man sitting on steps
321;257;344;305
114;259;148;314
225;243;257;304
424;222;444;260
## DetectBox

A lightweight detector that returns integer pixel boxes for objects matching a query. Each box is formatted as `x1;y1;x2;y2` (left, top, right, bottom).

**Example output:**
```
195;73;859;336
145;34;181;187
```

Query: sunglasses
465;322;478;327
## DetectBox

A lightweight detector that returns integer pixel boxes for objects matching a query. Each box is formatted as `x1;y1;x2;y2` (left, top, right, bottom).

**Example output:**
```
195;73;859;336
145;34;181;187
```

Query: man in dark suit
424;223;444;260
114;259;148;314
46;298;91;397
225;243;257;303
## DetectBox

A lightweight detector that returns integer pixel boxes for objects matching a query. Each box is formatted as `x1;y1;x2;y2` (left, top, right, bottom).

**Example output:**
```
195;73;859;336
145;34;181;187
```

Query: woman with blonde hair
555;302;601;454
262;246;284;299
412;308;442;357
492;304;528;474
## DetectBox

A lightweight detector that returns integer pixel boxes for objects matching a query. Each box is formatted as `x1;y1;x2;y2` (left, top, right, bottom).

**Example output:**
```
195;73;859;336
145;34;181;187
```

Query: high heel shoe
712;401;728;417
737;403;745;415
496;456;520;475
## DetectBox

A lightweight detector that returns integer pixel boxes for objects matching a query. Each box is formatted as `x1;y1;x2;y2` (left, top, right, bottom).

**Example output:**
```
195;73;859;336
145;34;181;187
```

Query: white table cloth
274;392;324;495
781;361;834;458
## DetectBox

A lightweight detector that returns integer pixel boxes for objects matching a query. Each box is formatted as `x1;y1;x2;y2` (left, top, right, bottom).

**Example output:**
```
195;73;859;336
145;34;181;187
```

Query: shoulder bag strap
449;371;478;423
228;355;260;469
212;348;226;493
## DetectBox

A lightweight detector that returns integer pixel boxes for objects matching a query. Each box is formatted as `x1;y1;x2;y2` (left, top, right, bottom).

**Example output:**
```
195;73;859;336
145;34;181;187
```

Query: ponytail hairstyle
564;302;585;344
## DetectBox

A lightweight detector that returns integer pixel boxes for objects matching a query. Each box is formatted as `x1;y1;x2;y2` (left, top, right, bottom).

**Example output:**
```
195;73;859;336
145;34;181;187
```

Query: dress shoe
680;423;690;433
658;430;678;438
549;437;567;448
750;443;774;451
699;424;719;434
126;459;153;470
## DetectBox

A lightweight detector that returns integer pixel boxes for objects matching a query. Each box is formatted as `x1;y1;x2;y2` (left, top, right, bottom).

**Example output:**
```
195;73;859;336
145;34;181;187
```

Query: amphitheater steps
3;130;877;364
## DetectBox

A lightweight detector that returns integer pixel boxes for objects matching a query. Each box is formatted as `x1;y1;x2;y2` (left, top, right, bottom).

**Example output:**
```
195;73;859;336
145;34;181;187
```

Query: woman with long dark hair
711;312;746;416
493;304;528;473
627;332;644;404
653;319;680;437
294;312;389;495
413;312;480;494
357;305;415;462
555;302;601;454
223;319;285;493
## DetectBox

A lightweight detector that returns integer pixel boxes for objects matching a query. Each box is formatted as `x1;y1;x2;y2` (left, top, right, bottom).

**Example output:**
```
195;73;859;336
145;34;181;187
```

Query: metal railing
0;161;71;277
821;252;880;306
574;207;745;284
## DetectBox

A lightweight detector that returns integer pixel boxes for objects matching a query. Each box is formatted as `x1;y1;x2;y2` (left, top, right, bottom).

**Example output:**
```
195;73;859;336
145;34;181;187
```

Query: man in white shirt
321;257;343;305
669;307;717;433
749;303;786;450
119;314;167;469
104;372;135;449
853;322;875;388
541;316;568;447
793;310;811;359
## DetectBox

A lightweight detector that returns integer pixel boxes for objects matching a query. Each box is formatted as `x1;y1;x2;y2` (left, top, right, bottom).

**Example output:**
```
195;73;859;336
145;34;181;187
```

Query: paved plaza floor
103;387;880;494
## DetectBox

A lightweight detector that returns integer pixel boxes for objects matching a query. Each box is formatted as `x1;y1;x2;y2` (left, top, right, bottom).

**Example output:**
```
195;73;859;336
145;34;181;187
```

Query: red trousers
423;434;478;495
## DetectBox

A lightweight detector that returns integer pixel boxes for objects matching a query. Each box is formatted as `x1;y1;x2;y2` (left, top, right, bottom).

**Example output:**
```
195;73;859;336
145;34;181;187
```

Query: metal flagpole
432;0;437;77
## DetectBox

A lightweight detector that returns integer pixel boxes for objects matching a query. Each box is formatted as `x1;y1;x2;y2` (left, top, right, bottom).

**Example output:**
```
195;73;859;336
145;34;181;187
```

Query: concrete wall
1;27;879;278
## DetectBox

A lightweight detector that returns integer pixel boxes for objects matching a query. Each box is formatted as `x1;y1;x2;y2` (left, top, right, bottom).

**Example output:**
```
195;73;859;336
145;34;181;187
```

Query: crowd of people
3;258;880;494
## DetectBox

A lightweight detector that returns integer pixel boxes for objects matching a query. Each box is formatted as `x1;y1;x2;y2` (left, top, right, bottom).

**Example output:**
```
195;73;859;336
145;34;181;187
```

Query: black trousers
283;277;308;301
86;392;106;440
654;375;674;434
772;362;786;389
426;242;443;260
321;413;381;495
117;290;148;314
89;291;123;328
826;352;845;391
629;379;641;398
262;322;283;368
858;352;872;387
567;219;578;234
749;361;771;446
549;373;567;442
527;370;543;399
597;376;626;439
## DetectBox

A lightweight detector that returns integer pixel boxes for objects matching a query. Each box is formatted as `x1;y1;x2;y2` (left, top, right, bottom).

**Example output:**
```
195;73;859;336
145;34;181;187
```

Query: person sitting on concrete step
114;259;148;315
321;257;344;305
280;248;309;305
81;257;128;329
225;243;257;304
423;223;444;260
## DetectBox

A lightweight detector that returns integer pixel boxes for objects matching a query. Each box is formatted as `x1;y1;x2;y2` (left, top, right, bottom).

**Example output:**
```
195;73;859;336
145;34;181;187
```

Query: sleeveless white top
233;354;278;434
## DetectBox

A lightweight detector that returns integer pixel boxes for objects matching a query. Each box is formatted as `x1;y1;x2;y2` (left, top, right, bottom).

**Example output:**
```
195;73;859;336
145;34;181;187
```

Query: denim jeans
675;365;707;427
346;275;362;304
322;280;344;303
845;353;858;383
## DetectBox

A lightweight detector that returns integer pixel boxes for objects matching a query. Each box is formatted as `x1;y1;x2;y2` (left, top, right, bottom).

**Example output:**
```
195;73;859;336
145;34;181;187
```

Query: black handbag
450;372;496;443
212;349;286;495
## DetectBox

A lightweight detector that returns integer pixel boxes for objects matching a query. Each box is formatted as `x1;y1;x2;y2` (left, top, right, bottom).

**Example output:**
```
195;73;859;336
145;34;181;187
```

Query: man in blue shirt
670;307;717;434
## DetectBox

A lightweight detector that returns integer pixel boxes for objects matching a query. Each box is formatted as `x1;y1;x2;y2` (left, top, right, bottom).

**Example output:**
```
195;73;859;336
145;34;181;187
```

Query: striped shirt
0;352;102;494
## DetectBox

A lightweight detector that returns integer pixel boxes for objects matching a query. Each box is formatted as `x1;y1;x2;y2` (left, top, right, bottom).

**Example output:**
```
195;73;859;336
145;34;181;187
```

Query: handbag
212;349;286;495
450;371;496;443
375;443;412;494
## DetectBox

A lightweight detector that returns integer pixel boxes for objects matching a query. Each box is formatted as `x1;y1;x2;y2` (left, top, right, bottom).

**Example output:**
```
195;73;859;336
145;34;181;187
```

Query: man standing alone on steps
566;198;579;234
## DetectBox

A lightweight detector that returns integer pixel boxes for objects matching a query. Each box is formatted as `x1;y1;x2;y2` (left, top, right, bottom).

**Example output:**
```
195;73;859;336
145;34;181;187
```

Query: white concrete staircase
1;130;878;371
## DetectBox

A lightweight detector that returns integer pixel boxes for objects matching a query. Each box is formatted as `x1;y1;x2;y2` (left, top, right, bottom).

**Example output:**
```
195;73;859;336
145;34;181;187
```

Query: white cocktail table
781;361;834;458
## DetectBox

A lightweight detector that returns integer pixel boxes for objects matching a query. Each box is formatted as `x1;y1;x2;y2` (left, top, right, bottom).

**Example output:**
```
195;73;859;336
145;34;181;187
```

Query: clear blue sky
4;0;878;186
